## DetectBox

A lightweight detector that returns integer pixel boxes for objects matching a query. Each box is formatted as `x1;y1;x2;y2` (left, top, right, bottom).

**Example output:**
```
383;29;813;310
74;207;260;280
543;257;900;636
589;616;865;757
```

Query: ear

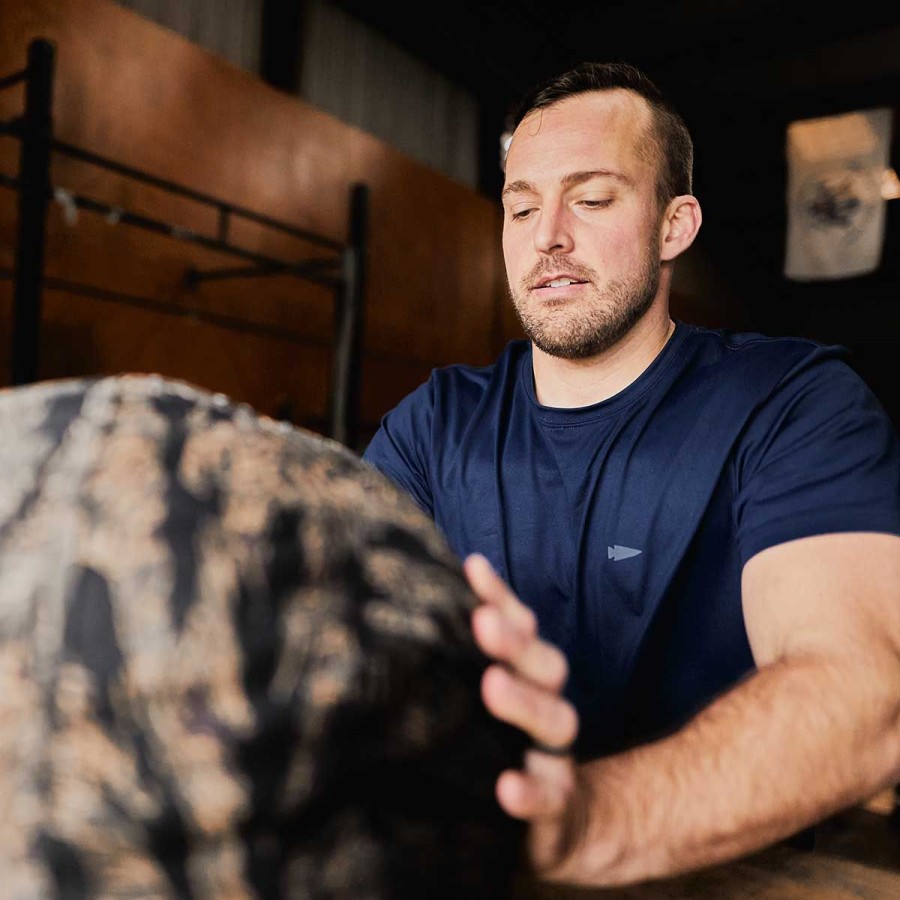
659;195;702;262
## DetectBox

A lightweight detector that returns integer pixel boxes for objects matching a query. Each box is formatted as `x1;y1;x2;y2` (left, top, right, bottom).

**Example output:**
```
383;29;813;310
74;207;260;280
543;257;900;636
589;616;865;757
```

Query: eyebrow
501;169;631;200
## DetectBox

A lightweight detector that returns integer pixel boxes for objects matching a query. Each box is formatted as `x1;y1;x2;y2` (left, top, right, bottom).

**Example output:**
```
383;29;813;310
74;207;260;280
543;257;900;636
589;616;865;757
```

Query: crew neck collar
522;319;691;426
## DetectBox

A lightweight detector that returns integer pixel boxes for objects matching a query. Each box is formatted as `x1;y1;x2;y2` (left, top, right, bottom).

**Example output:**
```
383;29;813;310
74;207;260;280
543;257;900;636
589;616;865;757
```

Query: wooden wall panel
0;0;510;448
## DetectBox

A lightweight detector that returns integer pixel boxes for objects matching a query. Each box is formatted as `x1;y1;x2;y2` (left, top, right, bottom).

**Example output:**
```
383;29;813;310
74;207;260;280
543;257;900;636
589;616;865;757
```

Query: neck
531;301;675;408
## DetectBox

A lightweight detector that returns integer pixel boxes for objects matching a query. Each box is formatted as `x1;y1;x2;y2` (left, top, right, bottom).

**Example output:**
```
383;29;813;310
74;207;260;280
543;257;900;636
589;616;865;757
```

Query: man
0;373;529;898
363;62;900;886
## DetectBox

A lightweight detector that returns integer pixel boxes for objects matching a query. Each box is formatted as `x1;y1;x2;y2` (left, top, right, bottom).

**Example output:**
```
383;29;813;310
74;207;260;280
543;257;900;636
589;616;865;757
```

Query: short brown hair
513;61;694;209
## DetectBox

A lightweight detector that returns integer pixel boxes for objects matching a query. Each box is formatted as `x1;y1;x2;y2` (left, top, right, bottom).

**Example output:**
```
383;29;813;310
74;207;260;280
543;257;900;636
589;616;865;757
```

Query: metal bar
52;138;343;251
0;118;23;136
186;255;340;286
53;188;341;287
0;265;329;347
0;70;27;91
0;175;341;291
11;39;54;386
328;182;368;448
217;205;230;242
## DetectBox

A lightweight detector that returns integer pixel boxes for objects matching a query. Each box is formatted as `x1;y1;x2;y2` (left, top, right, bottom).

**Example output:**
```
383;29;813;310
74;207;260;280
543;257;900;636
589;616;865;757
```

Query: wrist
541;761;628;886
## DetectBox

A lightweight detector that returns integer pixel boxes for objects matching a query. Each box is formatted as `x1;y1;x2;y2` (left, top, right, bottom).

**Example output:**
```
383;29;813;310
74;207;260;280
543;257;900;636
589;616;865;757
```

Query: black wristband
530;739;573;757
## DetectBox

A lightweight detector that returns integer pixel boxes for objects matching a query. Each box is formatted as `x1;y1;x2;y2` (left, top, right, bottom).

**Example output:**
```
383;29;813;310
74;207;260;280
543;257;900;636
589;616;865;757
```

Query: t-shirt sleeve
362;378;436;517
733;355;900;565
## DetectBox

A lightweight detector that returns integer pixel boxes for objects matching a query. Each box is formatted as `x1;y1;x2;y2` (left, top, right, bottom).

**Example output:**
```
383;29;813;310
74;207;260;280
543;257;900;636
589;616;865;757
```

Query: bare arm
466;532;900;886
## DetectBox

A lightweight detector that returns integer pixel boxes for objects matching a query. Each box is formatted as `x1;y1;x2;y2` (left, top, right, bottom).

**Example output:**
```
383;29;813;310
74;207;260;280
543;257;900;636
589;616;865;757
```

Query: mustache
521;257;598;287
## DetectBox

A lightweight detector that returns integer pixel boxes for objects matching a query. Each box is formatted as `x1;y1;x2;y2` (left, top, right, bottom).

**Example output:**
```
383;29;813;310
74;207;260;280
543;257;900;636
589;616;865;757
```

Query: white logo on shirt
608;545;642;561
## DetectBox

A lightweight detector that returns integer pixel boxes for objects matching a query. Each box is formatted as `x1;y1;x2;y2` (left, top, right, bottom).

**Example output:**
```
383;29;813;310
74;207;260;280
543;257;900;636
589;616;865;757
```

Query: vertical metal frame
11;38;54;386
329;182;368;450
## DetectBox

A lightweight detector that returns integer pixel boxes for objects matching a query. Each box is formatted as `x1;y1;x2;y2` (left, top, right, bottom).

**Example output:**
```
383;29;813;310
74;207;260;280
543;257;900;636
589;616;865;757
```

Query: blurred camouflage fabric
0;374;528;899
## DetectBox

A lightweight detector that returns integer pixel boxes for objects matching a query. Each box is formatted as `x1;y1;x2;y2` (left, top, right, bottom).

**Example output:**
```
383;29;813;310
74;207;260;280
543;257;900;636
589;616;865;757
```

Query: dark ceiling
331;0;899;117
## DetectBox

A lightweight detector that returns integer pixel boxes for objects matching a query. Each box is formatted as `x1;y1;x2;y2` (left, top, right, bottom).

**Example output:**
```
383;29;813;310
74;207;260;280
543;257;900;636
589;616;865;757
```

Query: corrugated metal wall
114;0;263;73
113;0;479;189
299;0;478;189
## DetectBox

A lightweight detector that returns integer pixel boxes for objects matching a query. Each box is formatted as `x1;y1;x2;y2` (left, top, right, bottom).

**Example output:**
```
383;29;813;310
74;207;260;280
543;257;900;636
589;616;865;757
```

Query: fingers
464;552;578;750
464;552;537;632
466;554;568;693
481;662;579;752
496;750;575;821
502;755;591;878
497;751;585;876
472;603;570;693
463;553;583;873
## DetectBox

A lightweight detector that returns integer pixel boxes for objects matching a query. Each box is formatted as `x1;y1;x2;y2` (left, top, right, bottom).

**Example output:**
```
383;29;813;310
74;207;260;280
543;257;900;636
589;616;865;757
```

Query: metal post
328;182;368;449
11;38;55;385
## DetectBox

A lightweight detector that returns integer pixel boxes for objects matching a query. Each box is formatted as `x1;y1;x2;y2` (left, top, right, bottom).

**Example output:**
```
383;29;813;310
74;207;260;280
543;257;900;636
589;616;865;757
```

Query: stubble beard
509;252;661;361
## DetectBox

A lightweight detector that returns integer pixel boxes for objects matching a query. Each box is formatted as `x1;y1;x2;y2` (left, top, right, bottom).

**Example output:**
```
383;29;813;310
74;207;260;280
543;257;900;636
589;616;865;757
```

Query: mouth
532;275;590;292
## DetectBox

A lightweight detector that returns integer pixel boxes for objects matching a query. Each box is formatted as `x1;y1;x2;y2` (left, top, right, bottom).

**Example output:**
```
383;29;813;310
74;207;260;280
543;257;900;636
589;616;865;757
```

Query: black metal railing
0;37;368;448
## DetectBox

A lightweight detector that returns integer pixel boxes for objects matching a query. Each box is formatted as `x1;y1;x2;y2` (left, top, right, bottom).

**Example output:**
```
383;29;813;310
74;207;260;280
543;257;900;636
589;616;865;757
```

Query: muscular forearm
557;651;900;886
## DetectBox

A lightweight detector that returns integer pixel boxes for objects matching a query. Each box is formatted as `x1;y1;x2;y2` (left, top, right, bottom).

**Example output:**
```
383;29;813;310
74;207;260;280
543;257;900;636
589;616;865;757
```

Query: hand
464;553;586;876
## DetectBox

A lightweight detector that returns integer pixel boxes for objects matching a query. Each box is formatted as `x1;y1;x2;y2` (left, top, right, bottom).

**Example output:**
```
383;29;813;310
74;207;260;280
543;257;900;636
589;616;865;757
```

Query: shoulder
680;321;847;370
429;340;529;397
388;340;530;418
674;323;897;444
677;322;866;411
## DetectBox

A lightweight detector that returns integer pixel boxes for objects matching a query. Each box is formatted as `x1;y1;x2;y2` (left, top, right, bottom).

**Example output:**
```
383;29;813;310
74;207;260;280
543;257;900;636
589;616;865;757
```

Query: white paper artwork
784;107;893;281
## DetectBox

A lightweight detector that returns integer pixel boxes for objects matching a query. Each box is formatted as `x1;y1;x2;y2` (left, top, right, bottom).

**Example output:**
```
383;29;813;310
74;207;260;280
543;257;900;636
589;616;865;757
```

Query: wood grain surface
513;806;900;899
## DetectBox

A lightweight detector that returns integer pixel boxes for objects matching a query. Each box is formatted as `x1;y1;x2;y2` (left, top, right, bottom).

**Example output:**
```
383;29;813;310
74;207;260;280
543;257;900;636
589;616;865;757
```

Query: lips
534;274;589;289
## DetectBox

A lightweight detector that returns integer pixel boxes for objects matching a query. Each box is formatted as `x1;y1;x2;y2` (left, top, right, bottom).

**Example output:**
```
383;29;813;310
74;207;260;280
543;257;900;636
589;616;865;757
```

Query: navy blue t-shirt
363;322;900;758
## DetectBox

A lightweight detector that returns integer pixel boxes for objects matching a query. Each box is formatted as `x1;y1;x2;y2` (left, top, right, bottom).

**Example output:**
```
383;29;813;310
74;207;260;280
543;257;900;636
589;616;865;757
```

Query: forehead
504;89;655;188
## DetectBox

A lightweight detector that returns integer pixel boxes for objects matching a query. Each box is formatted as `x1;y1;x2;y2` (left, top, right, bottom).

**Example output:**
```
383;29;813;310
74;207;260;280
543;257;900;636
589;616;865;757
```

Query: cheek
584;220;654;269
501;231;523;277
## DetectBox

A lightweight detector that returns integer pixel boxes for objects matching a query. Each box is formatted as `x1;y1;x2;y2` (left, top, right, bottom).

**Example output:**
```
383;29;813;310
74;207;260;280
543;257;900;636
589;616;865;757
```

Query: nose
534;203;574;255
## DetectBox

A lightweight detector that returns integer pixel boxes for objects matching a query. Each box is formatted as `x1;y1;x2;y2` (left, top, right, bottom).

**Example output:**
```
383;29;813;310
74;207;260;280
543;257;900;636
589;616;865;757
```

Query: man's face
501;90;665;360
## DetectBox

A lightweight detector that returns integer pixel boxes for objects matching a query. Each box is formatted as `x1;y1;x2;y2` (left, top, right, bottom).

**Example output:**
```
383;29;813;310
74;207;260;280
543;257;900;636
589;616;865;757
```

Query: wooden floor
515;793;900;900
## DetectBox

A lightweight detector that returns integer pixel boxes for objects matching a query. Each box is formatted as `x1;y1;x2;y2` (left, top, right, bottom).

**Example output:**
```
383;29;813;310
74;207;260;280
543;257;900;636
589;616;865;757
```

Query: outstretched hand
464;553;586;877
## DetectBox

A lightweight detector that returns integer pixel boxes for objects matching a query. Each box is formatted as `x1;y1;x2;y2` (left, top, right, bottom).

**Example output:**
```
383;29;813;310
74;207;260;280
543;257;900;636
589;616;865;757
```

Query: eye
510;207;536;221
578;199;614;210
